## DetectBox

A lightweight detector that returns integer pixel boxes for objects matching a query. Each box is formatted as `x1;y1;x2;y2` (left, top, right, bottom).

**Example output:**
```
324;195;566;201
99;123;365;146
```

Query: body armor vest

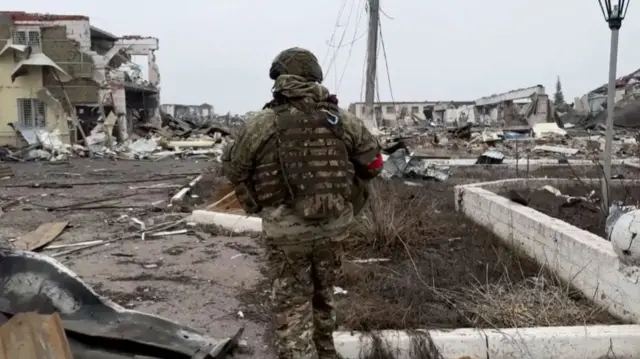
252;104;354;220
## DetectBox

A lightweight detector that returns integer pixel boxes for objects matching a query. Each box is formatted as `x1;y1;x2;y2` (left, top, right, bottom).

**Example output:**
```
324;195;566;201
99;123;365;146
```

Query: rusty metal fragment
0;312;73;359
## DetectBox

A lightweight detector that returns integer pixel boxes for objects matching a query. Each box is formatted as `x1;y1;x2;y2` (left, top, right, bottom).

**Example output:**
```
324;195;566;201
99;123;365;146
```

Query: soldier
222;47;382;359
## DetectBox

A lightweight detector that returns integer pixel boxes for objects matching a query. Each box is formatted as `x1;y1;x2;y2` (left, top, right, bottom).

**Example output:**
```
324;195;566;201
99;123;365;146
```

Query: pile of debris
2;112;237;162
376;121;638;161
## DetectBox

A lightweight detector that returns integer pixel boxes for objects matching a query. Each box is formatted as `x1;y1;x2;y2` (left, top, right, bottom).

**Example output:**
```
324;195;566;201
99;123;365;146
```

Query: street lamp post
598;0;630;213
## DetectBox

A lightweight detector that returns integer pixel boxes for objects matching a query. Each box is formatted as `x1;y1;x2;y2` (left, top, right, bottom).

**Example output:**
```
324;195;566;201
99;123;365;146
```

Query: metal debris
476;150;505;164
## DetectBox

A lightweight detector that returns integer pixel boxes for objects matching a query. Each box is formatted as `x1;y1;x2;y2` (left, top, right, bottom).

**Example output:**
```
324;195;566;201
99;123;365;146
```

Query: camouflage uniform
222;48;381;359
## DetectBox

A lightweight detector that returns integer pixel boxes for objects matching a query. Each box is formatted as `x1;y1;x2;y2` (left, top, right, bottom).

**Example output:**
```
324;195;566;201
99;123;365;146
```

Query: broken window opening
13;29;41;47
28;31;41;46
14;31;27;45
411;106;420;114
17;99;47;128
385;106;395;114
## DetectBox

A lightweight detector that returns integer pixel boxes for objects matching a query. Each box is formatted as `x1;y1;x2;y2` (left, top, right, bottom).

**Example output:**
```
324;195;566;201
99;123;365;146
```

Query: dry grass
460;270;607;328
359;331;444;359
338;177;621;332
348;180;437;254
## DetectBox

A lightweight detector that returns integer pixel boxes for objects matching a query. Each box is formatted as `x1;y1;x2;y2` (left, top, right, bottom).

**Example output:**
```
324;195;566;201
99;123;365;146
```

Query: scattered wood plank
205;190;236;210
0;312;73;359
15;221;69;251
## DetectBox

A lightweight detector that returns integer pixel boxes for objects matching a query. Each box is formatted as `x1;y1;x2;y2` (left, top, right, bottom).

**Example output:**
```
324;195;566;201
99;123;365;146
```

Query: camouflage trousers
265;239;344;359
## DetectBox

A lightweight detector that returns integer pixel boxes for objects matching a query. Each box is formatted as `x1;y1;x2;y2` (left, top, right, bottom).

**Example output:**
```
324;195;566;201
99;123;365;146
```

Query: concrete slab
190;210;261;233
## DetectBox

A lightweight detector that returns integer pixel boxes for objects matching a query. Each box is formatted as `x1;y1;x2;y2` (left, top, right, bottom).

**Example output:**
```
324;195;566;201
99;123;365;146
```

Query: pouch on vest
234;182;262;214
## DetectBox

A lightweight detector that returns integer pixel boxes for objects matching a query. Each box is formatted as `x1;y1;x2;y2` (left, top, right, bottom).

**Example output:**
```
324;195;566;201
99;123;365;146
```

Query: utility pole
602;27;618;212
363;0;380;132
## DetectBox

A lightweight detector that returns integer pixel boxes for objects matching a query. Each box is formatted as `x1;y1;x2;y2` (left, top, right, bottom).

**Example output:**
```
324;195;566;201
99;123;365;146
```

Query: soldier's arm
340;110;383;179
221;111;274;185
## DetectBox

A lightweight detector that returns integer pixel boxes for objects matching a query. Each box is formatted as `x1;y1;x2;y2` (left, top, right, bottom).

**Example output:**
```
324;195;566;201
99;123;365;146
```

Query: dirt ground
503;182;640;238
0;159;273;358
0;159;631;358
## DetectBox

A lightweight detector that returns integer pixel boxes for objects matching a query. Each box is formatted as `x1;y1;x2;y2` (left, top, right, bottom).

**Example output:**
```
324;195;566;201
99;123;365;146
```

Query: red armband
367;154;383;170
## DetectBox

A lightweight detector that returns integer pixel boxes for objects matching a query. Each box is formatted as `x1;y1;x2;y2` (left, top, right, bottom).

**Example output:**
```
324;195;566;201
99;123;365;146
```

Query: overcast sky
14;0;640;114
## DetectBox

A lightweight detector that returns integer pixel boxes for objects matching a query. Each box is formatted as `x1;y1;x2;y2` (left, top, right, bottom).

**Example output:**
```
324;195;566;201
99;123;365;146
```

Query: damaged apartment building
0;11;160;147
349;85;553;128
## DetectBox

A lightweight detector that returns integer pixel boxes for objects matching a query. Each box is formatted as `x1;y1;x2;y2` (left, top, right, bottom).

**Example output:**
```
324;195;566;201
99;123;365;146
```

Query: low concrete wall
418;158;636;168
454;178;640;323
335;325;640;359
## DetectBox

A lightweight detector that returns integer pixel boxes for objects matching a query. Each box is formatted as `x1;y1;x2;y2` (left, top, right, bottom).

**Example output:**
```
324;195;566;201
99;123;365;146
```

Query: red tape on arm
367;154;383;170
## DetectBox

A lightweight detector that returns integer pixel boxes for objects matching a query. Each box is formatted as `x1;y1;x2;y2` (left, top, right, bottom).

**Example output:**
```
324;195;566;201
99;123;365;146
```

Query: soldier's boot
316;349;342;359
313;325;339;359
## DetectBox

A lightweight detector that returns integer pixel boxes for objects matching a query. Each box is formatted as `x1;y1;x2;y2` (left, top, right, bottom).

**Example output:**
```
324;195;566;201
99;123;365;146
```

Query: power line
321;0;348;70
325;0;357;80
359;44;367;101
379;5;394;20
375;34;382;104
378;18;395;105
336;0;367;92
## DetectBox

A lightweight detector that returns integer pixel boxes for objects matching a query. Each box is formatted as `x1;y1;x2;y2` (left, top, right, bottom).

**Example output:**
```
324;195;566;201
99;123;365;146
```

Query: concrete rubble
0;111;243;162
356;79;639;180
377;121;637;174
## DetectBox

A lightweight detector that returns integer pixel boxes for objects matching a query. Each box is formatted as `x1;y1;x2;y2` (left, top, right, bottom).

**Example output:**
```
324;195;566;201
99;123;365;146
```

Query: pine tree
554;76;565;107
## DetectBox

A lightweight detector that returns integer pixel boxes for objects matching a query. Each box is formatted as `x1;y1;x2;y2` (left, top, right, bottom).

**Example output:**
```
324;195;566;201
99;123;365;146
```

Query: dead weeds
460;269;613;328
358;331;443;359
338;178;622;331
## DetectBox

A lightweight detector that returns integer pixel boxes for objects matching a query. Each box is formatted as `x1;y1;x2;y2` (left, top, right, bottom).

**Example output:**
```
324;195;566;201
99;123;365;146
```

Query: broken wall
443;104;476;125
0;17;69;146
40;26;97;105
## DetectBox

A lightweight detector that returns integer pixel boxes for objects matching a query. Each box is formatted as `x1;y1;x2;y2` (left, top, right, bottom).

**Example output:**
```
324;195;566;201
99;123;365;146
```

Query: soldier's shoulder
338;108;365;133
338;108;361;122
242;109;277;133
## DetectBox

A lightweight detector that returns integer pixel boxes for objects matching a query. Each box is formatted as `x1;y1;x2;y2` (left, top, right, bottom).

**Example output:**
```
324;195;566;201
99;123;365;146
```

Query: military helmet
269;47;324;83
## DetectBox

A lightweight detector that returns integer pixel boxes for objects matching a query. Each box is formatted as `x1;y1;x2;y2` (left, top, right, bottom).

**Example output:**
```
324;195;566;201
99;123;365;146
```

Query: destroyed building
160;103;214;126
561;68;640;130
473;85;550;127
349;100;478;127
349;85;551;129
432;101;476;125
575;68;640;115
349;101;440;127
0;11;160;147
